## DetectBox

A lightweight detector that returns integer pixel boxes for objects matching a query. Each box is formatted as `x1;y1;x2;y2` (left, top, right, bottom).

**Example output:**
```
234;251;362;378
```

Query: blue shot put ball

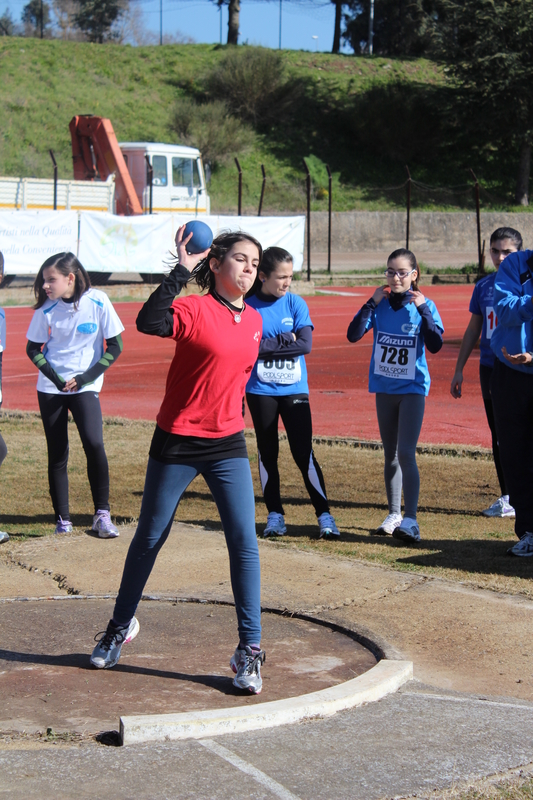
183;220;214;254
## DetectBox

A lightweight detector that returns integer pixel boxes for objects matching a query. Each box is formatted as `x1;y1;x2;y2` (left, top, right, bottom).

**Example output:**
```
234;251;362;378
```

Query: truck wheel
140;273;165;284
88;272;111;286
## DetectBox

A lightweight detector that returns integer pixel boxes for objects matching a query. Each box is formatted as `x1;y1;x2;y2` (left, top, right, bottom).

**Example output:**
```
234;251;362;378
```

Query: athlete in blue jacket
246;247;339;539
490;247;533;556
450;227;522;518
347;248;443;543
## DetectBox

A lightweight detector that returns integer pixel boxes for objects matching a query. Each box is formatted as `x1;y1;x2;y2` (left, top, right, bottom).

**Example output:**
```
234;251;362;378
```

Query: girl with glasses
347;248;444;543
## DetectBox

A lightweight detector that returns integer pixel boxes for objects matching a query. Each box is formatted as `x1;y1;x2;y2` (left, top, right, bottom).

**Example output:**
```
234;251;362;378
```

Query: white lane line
198;738;302;800
402;692;533;711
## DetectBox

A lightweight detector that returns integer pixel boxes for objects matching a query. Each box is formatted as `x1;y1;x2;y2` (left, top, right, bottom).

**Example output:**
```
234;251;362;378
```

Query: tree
343;0;441;55
0;8;16;34
438;0;533;205
74;0;126;42
21;0;52;36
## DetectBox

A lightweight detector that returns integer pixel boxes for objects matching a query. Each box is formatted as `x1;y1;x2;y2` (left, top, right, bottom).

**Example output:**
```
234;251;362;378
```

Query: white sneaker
507;532;533;557
0;531;9;543
92;510;119;539
318;512;340;538
482;496;515;518
230;645;265;694
263;512;286;538
376;513;402;536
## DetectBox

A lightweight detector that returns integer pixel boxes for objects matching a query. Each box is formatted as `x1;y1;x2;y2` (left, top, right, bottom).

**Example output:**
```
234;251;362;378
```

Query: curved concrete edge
120;658;413;746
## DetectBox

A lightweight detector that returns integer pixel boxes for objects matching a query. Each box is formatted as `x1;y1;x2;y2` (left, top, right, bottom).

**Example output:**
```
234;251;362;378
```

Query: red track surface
2;285;489;447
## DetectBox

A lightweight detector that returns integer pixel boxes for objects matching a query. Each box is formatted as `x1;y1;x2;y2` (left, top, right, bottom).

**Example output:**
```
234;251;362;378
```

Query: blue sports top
246;291;313;396
469;272;497;368
347;293;444;396
491;249;533;373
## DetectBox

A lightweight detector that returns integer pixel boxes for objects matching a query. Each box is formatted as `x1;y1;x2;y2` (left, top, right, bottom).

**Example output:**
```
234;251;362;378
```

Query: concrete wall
309;211;533;252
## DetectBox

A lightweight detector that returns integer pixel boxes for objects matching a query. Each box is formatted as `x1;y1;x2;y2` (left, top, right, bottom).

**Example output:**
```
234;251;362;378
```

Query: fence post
49;149;58;211
405;164;411;250
326;164;332;273
144;155;153;214
469;168;483;275
302;158;311;281
235;157;242;217
257;164;266;216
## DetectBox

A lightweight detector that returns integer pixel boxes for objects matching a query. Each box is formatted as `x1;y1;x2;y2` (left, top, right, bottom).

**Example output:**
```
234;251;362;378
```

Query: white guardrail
0;211;306;276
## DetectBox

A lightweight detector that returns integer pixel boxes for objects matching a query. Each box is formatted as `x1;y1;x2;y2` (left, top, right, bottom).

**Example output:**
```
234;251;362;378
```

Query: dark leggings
0;432;6;468
479;364;507;496
38;391;110;520
246;392;329;517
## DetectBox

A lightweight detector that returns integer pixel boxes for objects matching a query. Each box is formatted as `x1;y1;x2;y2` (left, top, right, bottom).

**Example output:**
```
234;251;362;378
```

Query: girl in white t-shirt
26;252;124;538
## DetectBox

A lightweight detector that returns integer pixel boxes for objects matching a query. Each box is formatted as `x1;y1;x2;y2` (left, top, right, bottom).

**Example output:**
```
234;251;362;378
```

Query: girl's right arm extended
26;341;67;391
136;264;191;337
347;286;387;343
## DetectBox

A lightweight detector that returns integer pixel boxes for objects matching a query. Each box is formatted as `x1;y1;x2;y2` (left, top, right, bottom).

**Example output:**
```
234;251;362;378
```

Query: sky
1;0;352;54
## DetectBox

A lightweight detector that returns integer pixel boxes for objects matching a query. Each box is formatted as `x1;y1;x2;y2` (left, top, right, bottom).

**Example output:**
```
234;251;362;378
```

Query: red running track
1;285;489;447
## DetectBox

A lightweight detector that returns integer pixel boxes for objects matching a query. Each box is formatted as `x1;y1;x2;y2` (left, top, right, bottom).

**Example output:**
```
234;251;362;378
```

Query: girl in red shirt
90;226;266;694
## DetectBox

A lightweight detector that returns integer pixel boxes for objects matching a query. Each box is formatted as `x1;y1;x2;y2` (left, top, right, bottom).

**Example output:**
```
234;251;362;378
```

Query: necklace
212;290;245;324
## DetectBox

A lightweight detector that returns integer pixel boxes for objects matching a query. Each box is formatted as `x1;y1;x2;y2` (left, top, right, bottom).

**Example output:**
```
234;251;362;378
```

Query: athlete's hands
450;371;463;398
501;346;533;366
62;377;80;392
409;289;426;307
175;224;211;272
371;285;389;304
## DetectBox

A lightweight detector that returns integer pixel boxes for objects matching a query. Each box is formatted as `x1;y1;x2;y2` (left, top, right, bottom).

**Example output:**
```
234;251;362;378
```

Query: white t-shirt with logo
26;288;124;395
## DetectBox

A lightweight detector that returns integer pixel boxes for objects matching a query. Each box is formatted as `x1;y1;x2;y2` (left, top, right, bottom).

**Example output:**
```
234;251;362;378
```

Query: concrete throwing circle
0;598;377;735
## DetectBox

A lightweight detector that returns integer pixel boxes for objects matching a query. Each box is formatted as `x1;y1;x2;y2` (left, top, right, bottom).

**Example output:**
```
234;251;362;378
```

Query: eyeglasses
384;269;416;279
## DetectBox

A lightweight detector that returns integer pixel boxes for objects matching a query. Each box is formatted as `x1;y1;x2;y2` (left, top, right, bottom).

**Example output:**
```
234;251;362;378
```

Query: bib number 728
380;345;409;366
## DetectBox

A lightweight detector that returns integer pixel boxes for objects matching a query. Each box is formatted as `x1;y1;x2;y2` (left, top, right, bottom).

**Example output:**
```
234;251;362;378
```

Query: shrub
204;47;299;129
171;97;255;168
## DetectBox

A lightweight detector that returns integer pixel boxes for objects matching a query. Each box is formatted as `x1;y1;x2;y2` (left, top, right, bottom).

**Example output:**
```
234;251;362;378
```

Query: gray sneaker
90;617;140;669
92;510;119;539
0;531;9;544
230;645;265;694
507;532;533;557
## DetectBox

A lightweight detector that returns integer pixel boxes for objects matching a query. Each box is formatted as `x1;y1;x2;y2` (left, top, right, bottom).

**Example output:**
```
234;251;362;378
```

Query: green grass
1;37;528;213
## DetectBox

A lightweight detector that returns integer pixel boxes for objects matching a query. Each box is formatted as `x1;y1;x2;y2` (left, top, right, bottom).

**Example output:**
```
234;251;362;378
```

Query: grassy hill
0;37;526;213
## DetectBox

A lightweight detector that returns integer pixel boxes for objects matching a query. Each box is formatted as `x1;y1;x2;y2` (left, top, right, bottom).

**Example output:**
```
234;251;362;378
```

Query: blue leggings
113;456;261;646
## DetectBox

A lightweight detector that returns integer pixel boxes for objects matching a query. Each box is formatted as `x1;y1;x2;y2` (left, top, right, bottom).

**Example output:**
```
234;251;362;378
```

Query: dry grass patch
0;412;530;597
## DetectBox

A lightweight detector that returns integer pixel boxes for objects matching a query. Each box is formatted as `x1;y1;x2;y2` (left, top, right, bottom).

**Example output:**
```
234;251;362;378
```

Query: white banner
0;211;79;275
78;212;174;274
80;212;306;274
1;211;306;275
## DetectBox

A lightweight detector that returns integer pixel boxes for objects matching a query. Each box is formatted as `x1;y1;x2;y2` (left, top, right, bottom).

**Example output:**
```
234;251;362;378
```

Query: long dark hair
186;231;263;293
387;248;420;290
33;253;91;309
490;227;523;250
247;246;293;297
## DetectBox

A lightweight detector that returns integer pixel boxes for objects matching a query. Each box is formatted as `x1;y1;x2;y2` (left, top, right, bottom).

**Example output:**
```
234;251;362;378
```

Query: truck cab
119;142;210;215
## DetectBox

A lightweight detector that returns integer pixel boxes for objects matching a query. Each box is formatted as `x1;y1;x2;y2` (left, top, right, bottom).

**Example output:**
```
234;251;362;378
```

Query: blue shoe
393;517;421;543
263;512;286;538
55;516;73;534
318;512;340;539
230;645;265;694
90;617;140;669
507;532;533;557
